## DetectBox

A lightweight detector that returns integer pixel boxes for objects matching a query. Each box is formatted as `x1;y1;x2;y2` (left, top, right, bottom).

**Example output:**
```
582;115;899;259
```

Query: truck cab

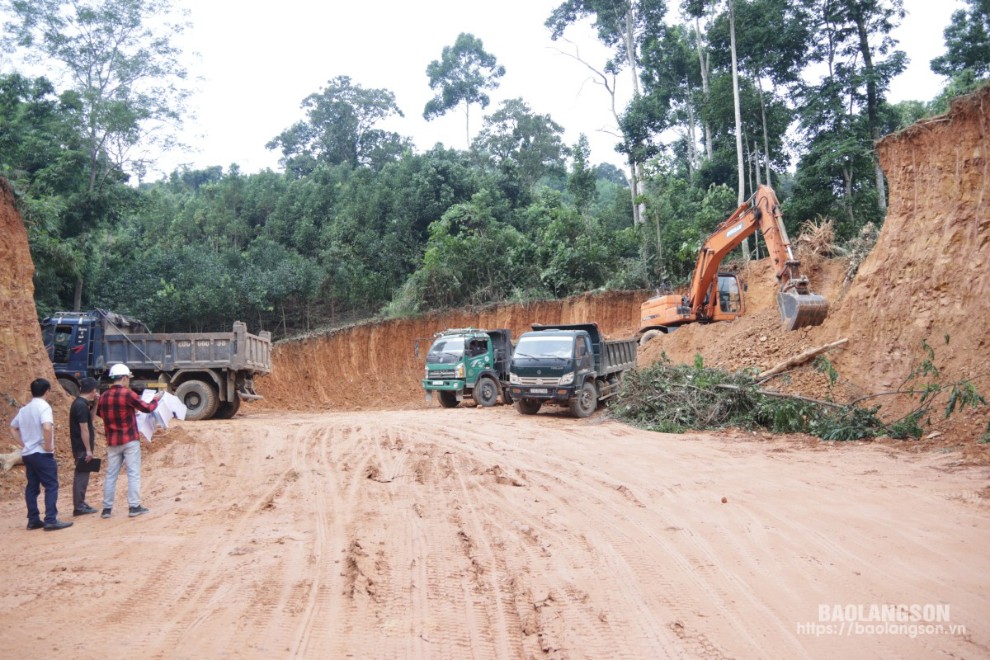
422;328;512;408
508;323;637;418
42;311;149;395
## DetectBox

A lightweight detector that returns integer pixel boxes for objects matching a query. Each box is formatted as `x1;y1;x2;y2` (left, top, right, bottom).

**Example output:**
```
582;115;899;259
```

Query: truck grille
517;376;562;386
429;369;457;378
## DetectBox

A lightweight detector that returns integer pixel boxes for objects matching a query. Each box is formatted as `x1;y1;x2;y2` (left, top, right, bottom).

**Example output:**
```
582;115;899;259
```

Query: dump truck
507;323;637;418
422;328;513;408
639;185;828;344
42;309;271;420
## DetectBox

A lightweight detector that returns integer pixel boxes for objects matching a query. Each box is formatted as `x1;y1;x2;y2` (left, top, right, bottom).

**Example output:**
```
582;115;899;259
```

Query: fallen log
757;338;849;383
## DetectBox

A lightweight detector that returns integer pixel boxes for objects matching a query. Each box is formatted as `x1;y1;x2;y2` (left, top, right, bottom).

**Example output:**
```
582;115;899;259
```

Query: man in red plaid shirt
96;363;161;518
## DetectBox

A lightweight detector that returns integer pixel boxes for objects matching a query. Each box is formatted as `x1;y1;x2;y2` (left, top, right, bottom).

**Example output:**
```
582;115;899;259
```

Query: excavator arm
686;185;828;331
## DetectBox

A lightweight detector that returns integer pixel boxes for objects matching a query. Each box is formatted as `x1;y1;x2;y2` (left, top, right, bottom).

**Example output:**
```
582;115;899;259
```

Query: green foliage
930;0;990;80
613;360;893;440
267;76;409;176
472;98;567;191
424;33;505;143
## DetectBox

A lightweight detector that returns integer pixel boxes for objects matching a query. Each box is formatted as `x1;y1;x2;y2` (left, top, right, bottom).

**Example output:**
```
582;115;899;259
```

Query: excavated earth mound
641;86;990;452
0;178;70;498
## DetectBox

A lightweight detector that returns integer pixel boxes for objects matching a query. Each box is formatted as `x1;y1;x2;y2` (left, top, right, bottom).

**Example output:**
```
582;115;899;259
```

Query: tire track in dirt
2;410;986;658
132;421;311;657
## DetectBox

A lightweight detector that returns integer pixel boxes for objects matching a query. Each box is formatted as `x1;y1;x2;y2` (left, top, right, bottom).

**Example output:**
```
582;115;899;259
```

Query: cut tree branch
756;338;849;383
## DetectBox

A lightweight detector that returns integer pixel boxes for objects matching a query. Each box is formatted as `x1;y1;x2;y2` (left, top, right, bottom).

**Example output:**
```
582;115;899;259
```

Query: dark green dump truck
507;323;637;418
422;328;514;408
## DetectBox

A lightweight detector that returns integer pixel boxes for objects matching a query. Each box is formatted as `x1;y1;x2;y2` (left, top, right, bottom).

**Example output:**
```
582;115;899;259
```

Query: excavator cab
716;274;743;315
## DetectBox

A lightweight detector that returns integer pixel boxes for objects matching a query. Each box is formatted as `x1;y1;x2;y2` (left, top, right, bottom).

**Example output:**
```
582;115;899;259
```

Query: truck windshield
427;337;465;364
513;336;572;360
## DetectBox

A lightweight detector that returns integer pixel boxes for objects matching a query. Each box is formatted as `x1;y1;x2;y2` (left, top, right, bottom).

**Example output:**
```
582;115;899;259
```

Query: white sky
25;0;966;178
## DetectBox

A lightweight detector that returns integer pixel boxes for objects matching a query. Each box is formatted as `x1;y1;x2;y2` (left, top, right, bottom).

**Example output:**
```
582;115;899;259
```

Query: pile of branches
611;355;889;441
796;216;837;257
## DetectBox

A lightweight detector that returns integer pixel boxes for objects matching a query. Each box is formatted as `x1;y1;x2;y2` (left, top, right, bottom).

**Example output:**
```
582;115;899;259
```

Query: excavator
639;184;828;344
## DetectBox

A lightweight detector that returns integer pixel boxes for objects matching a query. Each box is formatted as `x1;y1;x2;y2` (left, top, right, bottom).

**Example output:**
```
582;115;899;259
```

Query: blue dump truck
42;309;272;420
422;328;514;408
507;323;637;418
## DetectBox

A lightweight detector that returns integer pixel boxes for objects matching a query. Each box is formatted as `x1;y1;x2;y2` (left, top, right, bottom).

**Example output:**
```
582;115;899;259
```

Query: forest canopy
1;0;986;337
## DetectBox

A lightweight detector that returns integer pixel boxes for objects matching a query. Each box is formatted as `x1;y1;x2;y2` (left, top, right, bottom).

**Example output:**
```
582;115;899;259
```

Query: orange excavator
639;185;828;344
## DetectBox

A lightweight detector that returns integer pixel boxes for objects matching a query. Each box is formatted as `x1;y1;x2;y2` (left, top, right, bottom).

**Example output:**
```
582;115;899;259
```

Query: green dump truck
507;323;637;418
422;328;513;408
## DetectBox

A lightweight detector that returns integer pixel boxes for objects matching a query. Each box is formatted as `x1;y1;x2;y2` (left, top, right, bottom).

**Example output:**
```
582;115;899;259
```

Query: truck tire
175;379;219;420
472;377;499;407
213;395;241;419
569;381;598;418
57;378;79;397
515;398;542;415
438;390;459;408
501;388;513;405
639;329;661;346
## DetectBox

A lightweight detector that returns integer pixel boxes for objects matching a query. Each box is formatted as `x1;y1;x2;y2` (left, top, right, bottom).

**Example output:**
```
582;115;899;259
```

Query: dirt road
1;407;987;658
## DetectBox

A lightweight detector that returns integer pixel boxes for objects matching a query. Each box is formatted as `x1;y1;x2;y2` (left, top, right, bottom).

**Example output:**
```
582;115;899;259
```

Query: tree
423;33;505;146
567;134;597;214
2;0;191;309
472;98;567;191
2;0;191;186
267;75;410;176
930;0;990;81
545;0;669;226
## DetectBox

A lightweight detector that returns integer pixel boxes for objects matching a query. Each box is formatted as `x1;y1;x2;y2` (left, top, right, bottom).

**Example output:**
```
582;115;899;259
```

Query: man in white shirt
10;378;72;531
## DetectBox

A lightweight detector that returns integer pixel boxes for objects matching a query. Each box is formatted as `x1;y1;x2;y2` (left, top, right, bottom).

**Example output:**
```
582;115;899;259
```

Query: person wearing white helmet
95;363;162;518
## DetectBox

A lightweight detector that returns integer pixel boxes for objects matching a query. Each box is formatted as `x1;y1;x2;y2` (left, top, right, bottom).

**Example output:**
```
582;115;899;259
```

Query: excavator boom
640;185;828;336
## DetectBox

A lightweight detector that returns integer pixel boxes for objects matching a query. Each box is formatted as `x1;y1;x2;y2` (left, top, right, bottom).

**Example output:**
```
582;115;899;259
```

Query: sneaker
128;505;149;518
43;519;73;531
26;520;44;530
73;504;98;516
101;508;112;519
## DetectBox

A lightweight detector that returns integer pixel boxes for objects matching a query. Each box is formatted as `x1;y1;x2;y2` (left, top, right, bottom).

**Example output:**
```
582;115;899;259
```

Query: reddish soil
0;88;988;657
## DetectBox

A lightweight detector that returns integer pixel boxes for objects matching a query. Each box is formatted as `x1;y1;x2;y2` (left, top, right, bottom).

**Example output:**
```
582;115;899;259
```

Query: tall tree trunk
73;276;83;312
686;103;698;180
842;164;856;227
756;76;771;187
622;6;646;226
853;10;887;214
694;17;714;160
729;0;749;260
464;100;471;148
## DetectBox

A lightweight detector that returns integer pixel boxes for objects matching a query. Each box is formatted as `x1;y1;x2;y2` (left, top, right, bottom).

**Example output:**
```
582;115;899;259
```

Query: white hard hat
109;363;133;378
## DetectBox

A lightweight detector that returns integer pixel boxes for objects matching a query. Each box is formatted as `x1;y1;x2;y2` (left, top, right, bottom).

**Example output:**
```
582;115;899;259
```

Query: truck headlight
509;372;520;384
424;367;429;379
559;372;574;385
455;363;464;378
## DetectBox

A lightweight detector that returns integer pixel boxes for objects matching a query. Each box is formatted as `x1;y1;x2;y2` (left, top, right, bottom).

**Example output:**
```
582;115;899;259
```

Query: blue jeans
103;441;142;509
23;452;59;525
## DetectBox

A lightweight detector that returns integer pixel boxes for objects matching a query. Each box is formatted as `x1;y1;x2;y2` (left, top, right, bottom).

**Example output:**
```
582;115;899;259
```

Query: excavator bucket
777;292;829;331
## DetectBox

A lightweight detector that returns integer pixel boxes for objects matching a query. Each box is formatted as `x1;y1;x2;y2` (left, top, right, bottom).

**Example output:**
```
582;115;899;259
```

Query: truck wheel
569;381;598;418
472;377;499;407
438;390;459;408
515;399;542;415
639;329;661;346
175;380;219;420
501;388;513;405
213;395;241;419
57;378;79;397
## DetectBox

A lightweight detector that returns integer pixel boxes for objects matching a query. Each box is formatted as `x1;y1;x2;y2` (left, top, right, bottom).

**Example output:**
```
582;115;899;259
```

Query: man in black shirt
70;377;100;516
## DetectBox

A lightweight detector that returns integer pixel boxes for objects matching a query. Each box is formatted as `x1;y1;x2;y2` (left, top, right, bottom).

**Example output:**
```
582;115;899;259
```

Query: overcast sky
152;0;962;178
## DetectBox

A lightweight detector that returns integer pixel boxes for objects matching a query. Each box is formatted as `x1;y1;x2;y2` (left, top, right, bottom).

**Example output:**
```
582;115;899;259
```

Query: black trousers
73;451;92;510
